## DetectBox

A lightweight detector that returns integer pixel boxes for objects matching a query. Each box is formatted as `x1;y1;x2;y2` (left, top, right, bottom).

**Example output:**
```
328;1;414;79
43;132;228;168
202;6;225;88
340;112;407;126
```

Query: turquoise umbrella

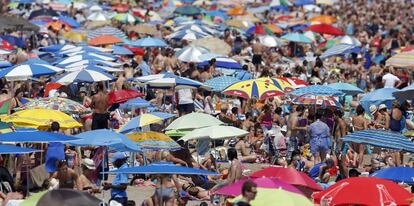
174;5;202;16
327;83;364;96
204;76;241;92
281;32;312;44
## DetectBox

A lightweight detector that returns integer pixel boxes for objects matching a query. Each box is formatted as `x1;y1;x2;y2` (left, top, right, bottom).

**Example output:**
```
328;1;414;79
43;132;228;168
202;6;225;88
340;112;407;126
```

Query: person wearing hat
78;158;100;194
103;152;129;206
371;104;390;129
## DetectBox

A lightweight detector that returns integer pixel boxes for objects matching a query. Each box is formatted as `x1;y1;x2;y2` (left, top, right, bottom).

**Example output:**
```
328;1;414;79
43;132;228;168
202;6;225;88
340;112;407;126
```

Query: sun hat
369;105;377;115
81;158;96;170
378;104;387;111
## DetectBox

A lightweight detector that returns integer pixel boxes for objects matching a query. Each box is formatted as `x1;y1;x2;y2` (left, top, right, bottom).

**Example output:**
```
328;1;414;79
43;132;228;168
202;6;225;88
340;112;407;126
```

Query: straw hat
82;158;96;170
369;105;377;115
378;104;387;111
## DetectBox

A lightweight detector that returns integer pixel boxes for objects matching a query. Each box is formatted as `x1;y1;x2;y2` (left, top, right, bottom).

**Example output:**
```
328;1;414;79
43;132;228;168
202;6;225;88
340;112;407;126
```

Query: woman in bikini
351;105;368;168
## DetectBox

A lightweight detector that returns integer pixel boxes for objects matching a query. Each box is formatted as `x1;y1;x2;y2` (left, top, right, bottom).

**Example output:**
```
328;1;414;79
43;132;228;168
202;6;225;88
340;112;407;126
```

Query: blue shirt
308;120;330;139
111;163;128;198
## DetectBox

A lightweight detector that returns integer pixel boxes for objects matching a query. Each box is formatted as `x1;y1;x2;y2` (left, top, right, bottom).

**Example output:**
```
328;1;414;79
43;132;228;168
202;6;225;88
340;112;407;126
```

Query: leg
357;144;364;168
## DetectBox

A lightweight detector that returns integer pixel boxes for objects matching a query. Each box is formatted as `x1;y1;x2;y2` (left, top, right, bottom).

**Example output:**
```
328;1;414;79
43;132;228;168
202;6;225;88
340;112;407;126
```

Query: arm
166;155;188;166
292;117;307;131
73;172;82;190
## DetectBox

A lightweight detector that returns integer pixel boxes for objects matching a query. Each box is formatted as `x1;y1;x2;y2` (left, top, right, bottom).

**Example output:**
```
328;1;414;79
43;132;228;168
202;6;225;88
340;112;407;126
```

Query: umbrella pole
102;147;106;204
26;154;30;197
160;176;163;206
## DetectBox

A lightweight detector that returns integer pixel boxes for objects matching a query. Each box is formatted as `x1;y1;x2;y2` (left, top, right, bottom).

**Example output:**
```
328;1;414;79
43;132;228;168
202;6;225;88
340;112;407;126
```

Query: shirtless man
351;105;368;168
114;72;126;91
211;148;242;191
252;36;264;71
333;110;347;154
91;83;109;130
286;105;306;160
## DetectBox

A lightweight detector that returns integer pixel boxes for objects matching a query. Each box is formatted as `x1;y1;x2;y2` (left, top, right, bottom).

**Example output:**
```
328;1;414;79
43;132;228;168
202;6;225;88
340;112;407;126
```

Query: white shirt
177;89;194;105
382;73;400;88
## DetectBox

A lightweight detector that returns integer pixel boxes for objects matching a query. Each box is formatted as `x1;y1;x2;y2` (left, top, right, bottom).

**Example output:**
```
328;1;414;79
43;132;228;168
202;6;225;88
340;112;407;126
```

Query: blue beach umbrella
119;112;176;134
54;53;116;67
119;98;151;110
371;167;414;184
360;88;399;112
130;37;167;48
0;59;62;80
107;161;218;175
174;5;202;16
87;26;127;40
0;144;41;154
291;85;344;96
281;32;312;44
54;69;115;84
0;35;25;48
39;44;76;53
198;57;242;70
0;131;77;143
112;45;133;55
58;16;80;28
327;83;364;96
204;76;241;92
320;44;356;59
166;30;210;41
393;84;414;100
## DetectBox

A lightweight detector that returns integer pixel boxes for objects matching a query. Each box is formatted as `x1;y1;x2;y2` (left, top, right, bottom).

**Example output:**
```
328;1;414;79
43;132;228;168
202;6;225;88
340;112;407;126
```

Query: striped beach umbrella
176;45;210;62
320;43;356;59
0;59;62;80
166;30;211;41
54;69;115;84
54;53;116;67
87;26;127;40
119;112;176;134
386;51;414;67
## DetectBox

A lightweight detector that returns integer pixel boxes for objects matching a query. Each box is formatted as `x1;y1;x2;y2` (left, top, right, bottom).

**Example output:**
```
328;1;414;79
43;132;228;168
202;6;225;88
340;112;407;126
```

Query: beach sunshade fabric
342;129;414;152
176;45;210;62
166;112;223;130
386;51;414;67
87;26;127;40
108;89;144;105
69;129;141;152
0;144;42;154
0;130;77;143
126;131;181;150
131;37;168;47
0;59;62;80
204;76;241;92
320;44;356;59
223;78;285;100
137;72;206;89
18;97;90;114
180;125;249;141
393;84;414;100
291;85;344;96
198;57;241;69
371;167;414;184
233;188;312;206
174;6;202;16
359;88;398;112
190;38;231;55
55;69;115;84
106;161;219;175
281;32;312;44
88;35;123;46
309;15;337;24
119;98;151;109
119;112;175;134
327;83;364;96
258;35;285;47
305;23;344;36
128;25;158;35
2;109;82;129
312;177;412;206
167;30;211;41
292;94;341;108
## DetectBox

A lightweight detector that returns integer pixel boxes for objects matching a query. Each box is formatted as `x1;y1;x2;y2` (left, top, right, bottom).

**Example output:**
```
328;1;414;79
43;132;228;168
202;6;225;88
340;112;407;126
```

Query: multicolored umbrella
386;51;414;67
292;94;342;108
312;177;412;206
204;76;241;92
233;188;312;206
126;131;181;150
223;77;285;100
108;89;145;105
18;97;91;114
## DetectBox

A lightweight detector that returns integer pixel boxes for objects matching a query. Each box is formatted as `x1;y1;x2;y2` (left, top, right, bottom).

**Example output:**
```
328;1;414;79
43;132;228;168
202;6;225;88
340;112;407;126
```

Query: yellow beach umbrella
232;188;312;206
223;77;285;100
63;32;86;43
2;109;82;129
126;131;181;150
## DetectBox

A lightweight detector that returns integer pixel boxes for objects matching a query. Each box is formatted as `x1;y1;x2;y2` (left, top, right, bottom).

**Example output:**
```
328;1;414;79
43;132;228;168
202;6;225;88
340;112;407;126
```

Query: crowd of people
0;0;413;205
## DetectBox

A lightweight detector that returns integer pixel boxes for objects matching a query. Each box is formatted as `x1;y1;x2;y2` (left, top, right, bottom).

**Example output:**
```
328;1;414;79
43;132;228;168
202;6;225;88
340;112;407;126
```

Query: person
233;180;257;206
382;68;401;88
211;148;242;191
258;104;273;133
252;37;264;71
176;88;194;116
50;160;81;190
286;105;306;160
7;89;23;115
351;105;368;168
78;158;100;194
91;83;109;130
36;189;101;206
103;152;129;206
333;110;347;154
309;111;331;164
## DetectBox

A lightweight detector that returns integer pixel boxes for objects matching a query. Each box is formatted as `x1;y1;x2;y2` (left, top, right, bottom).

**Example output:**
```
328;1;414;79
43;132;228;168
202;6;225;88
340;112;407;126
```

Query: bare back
91;92;108;114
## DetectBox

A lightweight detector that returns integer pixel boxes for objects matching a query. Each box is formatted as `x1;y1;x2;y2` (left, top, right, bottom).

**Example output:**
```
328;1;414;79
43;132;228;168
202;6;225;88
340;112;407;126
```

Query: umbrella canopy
113;13;136;23
174;6;202;16
127;24;158;35
198;57;242;70
166;112;223;130
106;161;218;175
342;129;414;152
108;89;144;105
223;78;285;100
69;129;141;152
112;45;133;55
215;177;304;197
130;37;168;47
119;98;151;110
28;9;59;19
204;76;241;92
18;97;90;115
320;44;356;59
225;19;253;29
393;84;414;100
167;30;210;41
258;35;285;47
0;59;62;81
89;35;123;46
291;85;344;96
305;23;344;36
233;188;312;206
312;177;412;206
309;15;336;24
250;167;322;192
54;53;116;66
176;45;210;62
54;69;115;84
338;35;361;46
292;94;341;108
87;26;127;40
180;125;248;141
327;83;364;96
371;167;414;184
87;12;108;21
0;130;77;143
126;131;181;151
190;38;231;55
278;77;309;88
0;144;41;154
386;51;414;67
360;88;398;112
119;112;176;134
281;32;312;44
2;109;82;129
0;15;39;32
140;72;206;89
174;24;217;35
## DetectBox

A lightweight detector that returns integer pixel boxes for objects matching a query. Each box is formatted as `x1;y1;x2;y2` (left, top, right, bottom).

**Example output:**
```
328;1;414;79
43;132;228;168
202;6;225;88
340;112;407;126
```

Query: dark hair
1;89;8;94
296;105;305;113
14;88;23;97
96;83;104;91
334;110;343;118
227;148;238;161
51;121;60;132
356;105;365;115
57;160;67;169
231;107;238;114
241;180;257;196
274;107;282;115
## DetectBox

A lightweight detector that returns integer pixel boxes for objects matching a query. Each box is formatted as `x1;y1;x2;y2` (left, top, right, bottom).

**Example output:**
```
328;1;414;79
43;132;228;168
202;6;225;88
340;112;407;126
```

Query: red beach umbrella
305;23;344;36
108;89;144;105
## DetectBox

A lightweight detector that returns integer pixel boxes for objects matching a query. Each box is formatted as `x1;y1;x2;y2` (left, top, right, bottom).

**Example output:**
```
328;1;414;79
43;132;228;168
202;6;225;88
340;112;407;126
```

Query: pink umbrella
214;177;304;197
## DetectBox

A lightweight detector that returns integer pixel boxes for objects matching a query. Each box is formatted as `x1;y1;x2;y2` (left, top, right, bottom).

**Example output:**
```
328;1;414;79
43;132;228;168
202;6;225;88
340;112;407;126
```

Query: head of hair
334;109;343;118
57;160;67;169
241;180;257;196
51;121;60;132
296;105;305;113
14;88;23;97
1;89;8;94
383;68;390;73
356;105;365;115
274;107;282;115
227;147;238;161
96;83;104;91
231;107;238;114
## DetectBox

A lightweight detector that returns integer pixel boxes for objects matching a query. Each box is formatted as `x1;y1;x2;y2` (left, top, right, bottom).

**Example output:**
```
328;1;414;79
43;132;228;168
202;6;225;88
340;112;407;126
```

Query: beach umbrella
108;89;145;105
137;72;206;89
166;112;223;131
320;44;356;59
190;38;231;55
223;78;285;100
0;35;25;48
225;19;253;29
119;112;176;134
204;76;241;92
174;5;201;16
258;35;285;47
112;45;133;56
309;15;336;24
291;85;344;96
176;45;210;62
386;51;414;67
278;77;309;88
250;167;322;194
69;129;140;152
167;30;210;41
292;94;341;108
112;3;129;13
215;177;304;197
119;98;151;110
87;26;127;40
233;188;312;206
393;84;414;100
18;97;90;115
0;130;77;142
39;44;76;53
360;88;398;112
198;57;242;70
306;23;344;36
54;54;116;67
312;177;412;206
294;0;314;6
281;32;312;44
89;35;123;46
63;32;86;43
28;9;59;19
315;0;333;5
2;109;82;129
113;13;136;23
87;12;108;21
0;144;41;154
180;125;248;141
327;82;364;96
54;69;115;84
107;161;218;175
174;24;217;35
0;15;39;32
126;131;181;151
165;129;191;137
0;59;62;81
371;167;414;185
58;16;80;28
127;24;158;35
227;6;244;16
338;35;361;46
57;59;121;69
342;129;414;152
303;5;322;12
130;37;168;47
